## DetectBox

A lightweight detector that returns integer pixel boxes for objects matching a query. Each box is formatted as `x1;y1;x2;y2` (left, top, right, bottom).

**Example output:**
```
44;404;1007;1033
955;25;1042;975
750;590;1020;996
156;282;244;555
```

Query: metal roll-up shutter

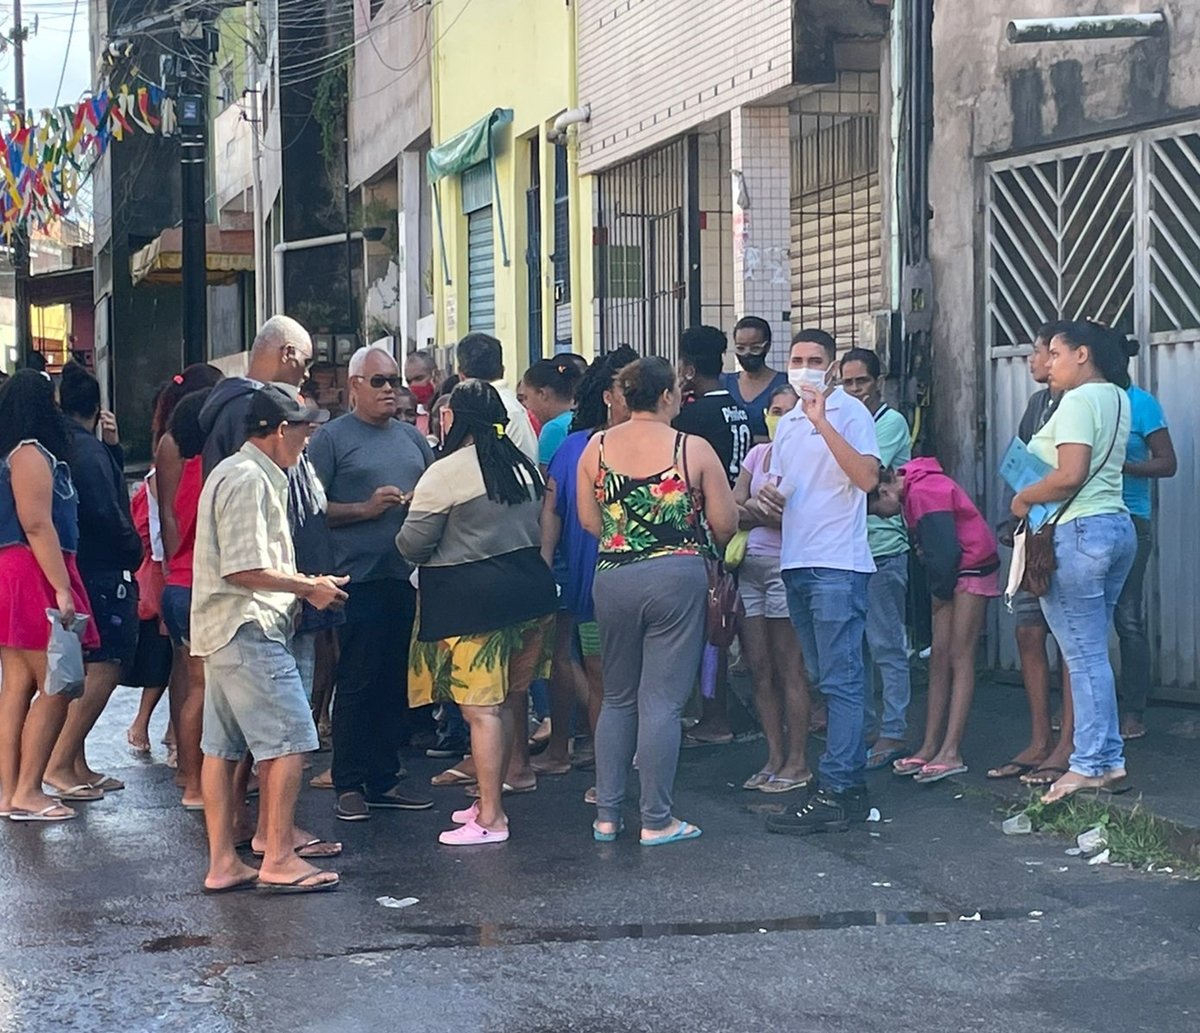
467;208;495;332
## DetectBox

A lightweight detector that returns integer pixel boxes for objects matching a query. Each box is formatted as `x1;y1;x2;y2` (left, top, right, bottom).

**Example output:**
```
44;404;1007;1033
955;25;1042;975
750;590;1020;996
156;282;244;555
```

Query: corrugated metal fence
983;122;1200;700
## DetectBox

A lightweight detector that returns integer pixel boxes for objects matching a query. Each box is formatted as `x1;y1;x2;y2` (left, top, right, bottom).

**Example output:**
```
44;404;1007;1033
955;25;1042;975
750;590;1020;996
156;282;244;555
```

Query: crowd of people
0;311;1174;892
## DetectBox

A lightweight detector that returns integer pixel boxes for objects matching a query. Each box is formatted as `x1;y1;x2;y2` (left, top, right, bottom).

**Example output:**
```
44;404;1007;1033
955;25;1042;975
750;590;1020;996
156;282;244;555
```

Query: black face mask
737;352;767;373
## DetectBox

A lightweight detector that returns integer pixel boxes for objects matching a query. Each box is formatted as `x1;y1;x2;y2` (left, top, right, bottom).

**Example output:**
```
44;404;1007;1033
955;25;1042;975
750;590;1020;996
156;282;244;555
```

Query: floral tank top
594;431;710;570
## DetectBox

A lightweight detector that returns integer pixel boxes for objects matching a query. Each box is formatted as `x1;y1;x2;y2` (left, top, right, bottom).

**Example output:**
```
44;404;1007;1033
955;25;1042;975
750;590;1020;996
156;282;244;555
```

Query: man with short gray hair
308;345;435;822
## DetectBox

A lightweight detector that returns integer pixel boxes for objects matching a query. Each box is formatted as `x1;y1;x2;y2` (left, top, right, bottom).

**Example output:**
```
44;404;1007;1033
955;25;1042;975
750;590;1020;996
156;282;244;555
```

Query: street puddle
142;934;213;953
388;908;1031;950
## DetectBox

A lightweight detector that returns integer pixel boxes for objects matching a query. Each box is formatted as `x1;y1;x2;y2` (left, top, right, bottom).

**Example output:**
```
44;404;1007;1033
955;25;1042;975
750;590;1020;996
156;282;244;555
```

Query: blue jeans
782;567;870;793
1039;513;1136;777
864;553;911;741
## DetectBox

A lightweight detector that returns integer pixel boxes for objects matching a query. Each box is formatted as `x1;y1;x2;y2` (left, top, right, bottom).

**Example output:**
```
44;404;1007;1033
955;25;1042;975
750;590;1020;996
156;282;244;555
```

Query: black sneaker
426;738;468;759
766;786;869;836
335;791;371;822
364;784;434;811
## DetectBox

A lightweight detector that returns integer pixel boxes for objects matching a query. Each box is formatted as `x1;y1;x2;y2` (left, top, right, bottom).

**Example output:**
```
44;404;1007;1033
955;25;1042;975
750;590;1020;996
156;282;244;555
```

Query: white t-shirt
769;386;880;574
491;380;540;463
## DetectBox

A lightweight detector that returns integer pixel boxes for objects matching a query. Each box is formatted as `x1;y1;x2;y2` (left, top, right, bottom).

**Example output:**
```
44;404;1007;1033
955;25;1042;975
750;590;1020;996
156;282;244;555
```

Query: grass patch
1016;793;1200;875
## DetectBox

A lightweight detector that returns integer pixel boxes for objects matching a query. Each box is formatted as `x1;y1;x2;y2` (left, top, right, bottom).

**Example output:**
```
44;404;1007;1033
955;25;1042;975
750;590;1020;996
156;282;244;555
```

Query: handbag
681;438;744;648
1016;390;1123;598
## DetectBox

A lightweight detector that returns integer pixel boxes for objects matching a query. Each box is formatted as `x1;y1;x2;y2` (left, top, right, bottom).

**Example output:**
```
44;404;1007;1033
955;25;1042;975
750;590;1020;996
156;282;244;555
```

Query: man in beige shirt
192;386;349;895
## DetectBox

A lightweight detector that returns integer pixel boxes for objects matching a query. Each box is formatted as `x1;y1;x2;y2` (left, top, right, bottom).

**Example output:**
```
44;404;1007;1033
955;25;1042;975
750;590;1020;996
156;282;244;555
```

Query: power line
51;0;80;106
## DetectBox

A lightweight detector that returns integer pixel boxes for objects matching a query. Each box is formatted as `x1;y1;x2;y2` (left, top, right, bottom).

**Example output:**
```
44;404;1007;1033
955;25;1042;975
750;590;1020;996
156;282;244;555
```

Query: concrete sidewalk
954;677;1200;831
726;664;1200;831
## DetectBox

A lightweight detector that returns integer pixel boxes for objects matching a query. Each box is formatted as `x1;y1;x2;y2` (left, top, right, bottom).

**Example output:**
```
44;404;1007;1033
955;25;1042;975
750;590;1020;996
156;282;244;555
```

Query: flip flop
202;874;259;896
741;770;774;790
987;761;1037;780
9;804;77;822
257;871;341;894
127;729;152;754
866;748;908;772
252;839;343;860
641;821;702;846
913;763;968;784
430;767;475;788
47;783;104;802
892;756;929;776
89;776;125;793
1020;766;1068;787
682;732;734;748
593;819;624;843
465;781;537;799
182;801;205;812
309;770;333;790
583;786;597;806
759;776;812;794
1041;773;1108;805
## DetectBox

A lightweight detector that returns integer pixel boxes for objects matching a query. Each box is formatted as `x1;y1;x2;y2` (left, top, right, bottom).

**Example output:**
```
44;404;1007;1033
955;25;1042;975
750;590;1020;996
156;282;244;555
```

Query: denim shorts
81;569;140;666
1011;588;1048;629
201;623;319;762
738;552;789;619
160;584;192;648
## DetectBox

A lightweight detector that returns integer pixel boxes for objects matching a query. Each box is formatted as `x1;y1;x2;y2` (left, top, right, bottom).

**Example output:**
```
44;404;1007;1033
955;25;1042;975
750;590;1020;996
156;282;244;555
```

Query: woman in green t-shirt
1011;321;1137;804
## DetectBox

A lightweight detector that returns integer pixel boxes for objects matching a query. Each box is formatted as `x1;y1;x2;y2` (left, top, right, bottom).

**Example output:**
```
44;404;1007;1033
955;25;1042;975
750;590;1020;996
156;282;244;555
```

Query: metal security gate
983;123;1200;698
595;139;687;362
790;71;883;345
467;209;495;333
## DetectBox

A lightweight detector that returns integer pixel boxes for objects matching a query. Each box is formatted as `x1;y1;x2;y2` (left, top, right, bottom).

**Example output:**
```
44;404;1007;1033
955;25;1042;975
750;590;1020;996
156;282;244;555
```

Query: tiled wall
732;106;793;369
698;129;734;339
576;0;793;175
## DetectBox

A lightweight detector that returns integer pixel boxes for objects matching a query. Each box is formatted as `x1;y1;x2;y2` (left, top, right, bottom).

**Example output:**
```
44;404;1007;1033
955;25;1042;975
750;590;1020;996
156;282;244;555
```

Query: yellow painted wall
431;0;595;379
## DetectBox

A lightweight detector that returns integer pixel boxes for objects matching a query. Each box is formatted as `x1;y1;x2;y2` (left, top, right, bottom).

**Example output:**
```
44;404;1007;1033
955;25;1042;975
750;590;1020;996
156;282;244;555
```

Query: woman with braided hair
398;379;558;845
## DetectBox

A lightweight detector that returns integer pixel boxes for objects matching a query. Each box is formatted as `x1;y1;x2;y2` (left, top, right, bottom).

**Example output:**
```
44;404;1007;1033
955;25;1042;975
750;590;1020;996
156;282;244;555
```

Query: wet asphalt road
0;690;1197;1033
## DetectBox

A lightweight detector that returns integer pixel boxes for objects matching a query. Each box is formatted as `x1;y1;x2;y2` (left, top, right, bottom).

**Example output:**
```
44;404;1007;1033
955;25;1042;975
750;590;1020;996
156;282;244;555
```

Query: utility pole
178;17;208;366
343;61;356;340
11;0;32;368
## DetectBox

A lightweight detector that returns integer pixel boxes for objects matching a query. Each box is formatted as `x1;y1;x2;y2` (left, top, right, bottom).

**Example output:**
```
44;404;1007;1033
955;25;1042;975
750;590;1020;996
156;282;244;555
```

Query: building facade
575;0;893;367
429;0;592;379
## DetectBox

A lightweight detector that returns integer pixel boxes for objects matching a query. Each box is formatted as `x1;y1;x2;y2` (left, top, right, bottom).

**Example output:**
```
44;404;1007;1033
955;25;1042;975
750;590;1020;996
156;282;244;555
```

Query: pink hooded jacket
900;457;999;600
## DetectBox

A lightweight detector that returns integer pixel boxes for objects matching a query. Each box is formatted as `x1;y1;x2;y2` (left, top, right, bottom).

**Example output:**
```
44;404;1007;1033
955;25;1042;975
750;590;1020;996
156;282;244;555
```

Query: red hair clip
173;374;184;384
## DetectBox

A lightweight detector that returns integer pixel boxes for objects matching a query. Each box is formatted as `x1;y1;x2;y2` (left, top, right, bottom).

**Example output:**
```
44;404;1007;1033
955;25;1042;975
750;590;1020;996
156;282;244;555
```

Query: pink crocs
438;819;509;846
451;801;480;825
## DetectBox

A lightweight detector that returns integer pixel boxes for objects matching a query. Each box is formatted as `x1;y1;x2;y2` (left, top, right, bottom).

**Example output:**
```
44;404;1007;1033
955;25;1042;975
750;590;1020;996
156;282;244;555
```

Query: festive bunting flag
0;87;176;237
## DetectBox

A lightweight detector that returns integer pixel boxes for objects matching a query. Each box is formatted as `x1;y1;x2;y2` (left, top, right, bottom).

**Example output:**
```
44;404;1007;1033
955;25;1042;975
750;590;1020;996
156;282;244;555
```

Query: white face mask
788;364;833;394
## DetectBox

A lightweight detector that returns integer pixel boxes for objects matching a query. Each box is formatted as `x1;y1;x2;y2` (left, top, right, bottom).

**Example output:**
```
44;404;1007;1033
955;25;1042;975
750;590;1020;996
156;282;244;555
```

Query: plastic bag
45;609;89;699
723;530;749;569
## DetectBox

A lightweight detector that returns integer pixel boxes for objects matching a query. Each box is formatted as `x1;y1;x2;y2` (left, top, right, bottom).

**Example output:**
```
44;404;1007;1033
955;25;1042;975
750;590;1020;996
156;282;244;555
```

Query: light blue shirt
538;410;574;466
1122;384;1167;520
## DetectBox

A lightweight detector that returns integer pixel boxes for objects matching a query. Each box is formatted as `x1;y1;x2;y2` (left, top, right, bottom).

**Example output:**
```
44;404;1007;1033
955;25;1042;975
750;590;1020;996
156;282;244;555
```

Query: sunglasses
359;374;402;389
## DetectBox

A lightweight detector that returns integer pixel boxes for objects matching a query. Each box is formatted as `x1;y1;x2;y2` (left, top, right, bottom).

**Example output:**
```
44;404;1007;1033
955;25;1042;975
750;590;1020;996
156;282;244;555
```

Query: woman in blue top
535;346;636;780
720;316;789;442
1114;346;1176;741
521;358;583;469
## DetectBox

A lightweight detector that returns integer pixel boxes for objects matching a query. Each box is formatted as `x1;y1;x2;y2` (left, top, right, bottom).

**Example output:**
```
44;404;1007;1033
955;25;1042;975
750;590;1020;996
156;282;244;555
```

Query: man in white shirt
757;329;881;836
455;333;539;462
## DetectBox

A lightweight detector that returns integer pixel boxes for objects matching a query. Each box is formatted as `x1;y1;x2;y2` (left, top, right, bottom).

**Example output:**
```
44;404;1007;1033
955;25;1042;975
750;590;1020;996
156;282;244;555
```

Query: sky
14;0;93;110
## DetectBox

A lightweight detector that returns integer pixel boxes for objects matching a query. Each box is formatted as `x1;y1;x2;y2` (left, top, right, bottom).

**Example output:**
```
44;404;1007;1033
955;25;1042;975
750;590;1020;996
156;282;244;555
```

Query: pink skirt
956;570;1001;598
0;544;101;651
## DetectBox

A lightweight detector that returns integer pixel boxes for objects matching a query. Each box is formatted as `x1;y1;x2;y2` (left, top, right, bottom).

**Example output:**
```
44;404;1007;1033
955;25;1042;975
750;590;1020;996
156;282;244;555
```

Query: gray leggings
592;555;708;830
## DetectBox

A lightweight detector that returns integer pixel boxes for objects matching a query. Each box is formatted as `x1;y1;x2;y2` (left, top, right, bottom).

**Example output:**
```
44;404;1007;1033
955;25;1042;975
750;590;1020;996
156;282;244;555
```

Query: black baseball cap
246;383;330;434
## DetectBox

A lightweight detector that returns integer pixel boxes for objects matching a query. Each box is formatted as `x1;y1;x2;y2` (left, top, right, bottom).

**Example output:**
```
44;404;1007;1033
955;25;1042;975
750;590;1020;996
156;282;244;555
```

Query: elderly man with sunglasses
307;344;436;822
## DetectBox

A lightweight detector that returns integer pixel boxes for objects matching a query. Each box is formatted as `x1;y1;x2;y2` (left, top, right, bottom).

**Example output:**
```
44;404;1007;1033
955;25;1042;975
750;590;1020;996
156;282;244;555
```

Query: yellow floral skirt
409;614;554;709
